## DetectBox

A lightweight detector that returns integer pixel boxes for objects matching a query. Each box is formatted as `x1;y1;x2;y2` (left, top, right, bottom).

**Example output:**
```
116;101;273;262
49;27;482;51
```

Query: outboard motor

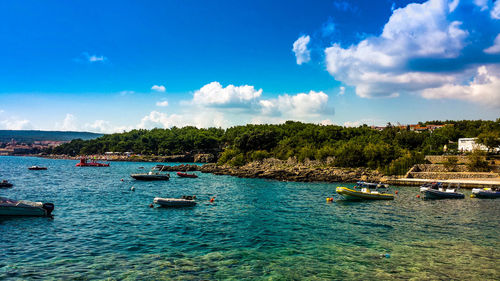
42;203;55;216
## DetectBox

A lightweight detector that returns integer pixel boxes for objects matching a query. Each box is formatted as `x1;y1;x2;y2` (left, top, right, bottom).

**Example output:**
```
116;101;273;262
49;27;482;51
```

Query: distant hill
0;130;103;143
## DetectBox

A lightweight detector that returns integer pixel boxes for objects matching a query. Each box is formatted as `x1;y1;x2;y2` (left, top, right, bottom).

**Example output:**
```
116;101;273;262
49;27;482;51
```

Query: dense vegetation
0;130;102;144
48;119;500;174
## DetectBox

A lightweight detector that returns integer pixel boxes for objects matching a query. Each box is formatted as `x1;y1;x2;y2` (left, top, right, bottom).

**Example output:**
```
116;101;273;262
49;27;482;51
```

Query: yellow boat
336;186;394;200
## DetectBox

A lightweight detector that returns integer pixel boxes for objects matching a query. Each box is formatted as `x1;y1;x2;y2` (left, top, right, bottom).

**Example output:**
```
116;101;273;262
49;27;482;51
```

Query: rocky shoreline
160;158;385;183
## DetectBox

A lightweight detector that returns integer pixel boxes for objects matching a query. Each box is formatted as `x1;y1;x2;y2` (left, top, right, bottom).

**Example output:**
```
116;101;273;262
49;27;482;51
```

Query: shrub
466;149;489;172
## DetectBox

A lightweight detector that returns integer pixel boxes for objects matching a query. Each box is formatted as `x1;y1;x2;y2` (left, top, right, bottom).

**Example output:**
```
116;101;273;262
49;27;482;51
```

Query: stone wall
424;155;471;164
408;172;499;180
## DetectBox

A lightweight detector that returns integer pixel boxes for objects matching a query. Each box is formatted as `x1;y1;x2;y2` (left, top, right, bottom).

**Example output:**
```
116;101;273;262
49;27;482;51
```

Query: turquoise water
0;156;498;280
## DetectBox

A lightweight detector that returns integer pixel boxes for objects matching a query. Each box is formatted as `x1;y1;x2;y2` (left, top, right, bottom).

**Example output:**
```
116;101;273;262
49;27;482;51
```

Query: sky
0;0;499;133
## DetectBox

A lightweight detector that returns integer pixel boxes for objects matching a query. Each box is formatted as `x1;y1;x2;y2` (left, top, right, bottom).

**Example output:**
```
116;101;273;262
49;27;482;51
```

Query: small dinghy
177;172;198;178
336;182;394;200
0;197;54;217
423;183;464;200
153;196;196;207
28;166;48;170
471;188;500;199
0;180;13;188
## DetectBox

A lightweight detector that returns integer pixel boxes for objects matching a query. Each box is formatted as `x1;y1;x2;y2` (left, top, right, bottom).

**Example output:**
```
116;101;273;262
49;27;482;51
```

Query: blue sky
0;0;499;132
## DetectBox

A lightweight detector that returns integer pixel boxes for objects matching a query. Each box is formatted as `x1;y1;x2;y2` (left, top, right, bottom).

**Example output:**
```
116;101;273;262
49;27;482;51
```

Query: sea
0;156;498;280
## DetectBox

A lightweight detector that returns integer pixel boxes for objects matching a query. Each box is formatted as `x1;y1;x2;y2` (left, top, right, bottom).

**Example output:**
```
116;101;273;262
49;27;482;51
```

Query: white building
458;138;490;152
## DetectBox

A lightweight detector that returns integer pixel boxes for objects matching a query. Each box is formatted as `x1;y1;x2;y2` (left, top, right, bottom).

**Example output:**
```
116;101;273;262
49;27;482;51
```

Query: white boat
131;165;170;181
153;197;196;207
0;197;54;217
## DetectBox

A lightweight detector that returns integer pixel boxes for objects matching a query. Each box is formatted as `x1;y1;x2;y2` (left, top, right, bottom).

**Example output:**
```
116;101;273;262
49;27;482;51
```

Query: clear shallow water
0;156;498;280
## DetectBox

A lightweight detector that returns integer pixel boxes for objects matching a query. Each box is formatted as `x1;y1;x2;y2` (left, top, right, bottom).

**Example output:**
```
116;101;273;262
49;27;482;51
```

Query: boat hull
0;198;54;217
423;189;464;200
153;197;196;207
472;190;500;199
336;187;394;200
131;174;170;181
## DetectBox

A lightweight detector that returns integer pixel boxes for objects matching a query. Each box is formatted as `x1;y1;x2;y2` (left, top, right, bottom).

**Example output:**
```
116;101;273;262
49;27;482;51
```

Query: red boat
177;172;198;178
75;158;110;167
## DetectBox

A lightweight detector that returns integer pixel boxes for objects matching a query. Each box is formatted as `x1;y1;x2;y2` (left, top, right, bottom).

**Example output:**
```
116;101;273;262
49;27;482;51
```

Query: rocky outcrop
198;159;383;183
194;153;215;163
159;164;201;172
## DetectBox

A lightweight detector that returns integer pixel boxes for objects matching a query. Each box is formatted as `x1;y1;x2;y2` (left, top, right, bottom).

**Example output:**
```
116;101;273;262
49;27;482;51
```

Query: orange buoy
416;194;420;198
210;197;215;203
395;190;398;195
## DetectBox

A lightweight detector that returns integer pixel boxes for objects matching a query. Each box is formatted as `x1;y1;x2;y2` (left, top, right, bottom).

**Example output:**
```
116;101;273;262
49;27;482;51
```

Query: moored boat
177;172;198;178
336;182;394;200
0;197;54;217
76;157;110;167
423;183;464;199
0;180;13;188
153;196;196;207
28;166;48;170
471;188;500;199
131;165;170;181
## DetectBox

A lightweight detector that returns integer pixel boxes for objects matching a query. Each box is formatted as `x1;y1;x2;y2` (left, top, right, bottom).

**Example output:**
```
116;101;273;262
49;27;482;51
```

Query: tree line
46;119;500;174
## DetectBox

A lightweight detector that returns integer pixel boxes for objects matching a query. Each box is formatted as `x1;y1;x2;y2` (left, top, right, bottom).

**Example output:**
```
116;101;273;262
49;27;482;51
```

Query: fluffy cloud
421;65;500;107
56;114;78;131
323;0;500;106
484;34;500;54
156;100;169;107
193;81;262;107
492;1;500;19
292;35;311;65
0;118;32;130
338;86;345;95
151;85;166;92
259;91;332;120
84;120;114;133
138;111;185;129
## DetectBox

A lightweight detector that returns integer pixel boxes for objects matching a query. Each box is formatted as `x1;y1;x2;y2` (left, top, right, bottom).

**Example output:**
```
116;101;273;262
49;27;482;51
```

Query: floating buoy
416;194;420;198
131;186;135;191
384;253;391;258
326;197;334;202
149;203;154;208
121;178;124;182
395;190;398;195
210;197;215;203
470;194;475;198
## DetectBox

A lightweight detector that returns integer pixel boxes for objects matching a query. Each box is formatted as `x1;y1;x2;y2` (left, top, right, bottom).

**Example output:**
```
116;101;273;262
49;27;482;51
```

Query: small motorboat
131;165;170;181
0;197;54;217
336;182;394;200
177;172;198;178
0;180;13;188
76;157;110;167
471;188;500;199
28;166;48;170
153;196;196;207
420;182;442;192
423;183;464;200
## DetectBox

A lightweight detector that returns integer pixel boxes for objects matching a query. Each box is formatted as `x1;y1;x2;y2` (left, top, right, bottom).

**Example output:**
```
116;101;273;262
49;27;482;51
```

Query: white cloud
138;111;186;129
0;109;4;114
492;1;500;19
344;121;362;127
323;0;500;102
193;81;262;107
421;65;500;107
484;34;500;54
259;90;332;120
448;0;460;12
56;114;78;131
84;120;113;133
156;100;169;107
151;85;166;92
88;55;106;62
292;35;311;65
473;0;488;11
339;86;345;95
0;118;32;130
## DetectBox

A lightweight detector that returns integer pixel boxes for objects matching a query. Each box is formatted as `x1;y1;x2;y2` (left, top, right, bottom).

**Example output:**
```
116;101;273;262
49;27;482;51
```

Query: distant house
458;138;492;152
